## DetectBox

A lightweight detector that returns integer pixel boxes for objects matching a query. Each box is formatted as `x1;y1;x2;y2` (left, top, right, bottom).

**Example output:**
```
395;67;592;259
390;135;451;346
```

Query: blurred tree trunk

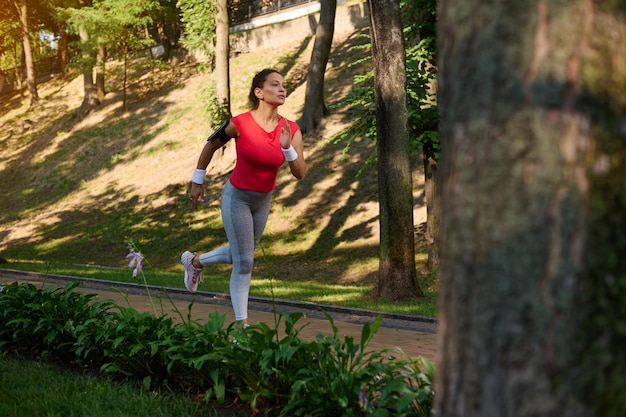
15;0;38;106
214;0;230;119
298;0;336;134
77;0;98;116
95;42;105;101
157;19;171;61
369;0;421;300
12;42;23;93
78;23;98;116
57;22;70;73
423;143;439;271
436;0;626;415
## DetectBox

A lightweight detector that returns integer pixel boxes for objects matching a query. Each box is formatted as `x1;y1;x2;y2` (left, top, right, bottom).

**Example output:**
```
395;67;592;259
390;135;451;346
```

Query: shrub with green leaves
0;282;434;416
98;307;180;385
0;281;114;361
165;309;235;398
254;313;434;417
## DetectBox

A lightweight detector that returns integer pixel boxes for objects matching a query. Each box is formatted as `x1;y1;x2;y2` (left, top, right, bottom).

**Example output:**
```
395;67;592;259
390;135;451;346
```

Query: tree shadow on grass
0;29;427;296
0;65;190;226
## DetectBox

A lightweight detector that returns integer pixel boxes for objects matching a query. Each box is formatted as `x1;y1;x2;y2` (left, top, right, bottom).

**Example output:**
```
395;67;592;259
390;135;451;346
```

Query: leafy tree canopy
177;0;216;58
60;0;158;65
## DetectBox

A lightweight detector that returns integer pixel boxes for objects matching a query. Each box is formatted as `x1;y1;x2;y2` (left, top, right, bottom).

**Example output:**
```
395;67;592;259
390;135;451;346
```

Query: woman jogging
181;68;306;327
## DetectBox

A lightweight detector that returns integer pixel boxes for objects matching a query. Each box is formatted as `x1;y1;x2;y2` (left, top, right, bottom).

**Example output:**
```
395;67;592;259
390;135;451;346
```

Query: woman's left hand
279;117;292;148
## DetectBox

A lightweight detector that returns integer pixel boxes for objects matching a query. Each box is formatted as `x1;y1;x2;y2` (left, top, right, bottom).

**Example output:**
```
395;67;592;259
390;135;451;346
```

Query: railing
0;56;61;92
230;0;317;26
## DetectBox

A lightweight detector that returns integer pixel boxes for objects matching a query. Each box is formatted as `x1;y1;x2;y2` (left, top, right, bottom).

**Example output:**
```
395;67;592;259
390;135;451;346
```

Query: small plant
200;81;230;123
125;240;157;315
125;247;144;278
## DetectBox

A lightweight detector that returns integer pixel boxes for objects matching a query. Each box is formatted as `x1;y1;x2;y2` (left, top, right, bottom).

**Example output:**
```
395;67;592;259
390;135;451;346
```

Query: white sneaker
180;251;204;292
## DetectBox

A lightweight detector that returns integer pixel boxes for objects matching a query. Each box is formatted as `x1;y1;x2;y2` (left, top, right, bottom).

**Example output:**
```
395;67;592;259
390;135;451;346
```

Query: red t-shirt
229;112;299;192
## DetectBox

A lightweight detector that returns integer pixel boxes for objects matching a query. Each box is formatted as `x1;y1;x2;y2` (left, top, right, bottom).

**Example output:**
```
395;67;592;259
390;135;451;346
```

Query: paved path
0;269;438;362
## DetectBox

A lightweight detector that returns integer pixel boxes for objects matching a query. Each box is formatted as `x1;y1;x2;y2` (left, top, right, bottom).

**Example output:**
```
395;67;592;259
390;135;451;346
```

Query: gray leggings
198;180;272;321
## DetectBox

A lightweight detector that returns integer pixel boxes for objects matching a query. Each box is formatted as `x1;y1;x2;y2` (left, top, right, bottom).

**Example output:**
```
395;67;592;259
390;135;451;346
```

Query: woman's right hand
190;182;205;210
279;117;292;148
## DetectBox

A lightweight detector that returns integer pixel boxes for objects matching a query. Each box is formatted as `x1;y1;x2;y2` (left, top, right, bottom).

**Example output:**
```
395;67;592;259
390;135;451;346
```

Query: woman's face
255;72;287;106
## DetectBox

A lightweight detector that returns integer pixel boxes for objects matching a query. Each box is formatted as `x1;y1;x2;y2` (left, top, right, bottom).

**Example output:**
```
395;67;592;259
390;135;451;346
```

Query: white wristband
192;168;206;185
282;145;298;162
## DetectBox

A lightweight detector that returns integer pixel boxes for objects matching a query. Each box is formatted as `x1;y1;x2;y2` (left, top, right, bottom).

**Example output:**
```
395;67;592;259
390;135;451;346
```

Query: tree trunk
214;0;231;119
122;50;128;110
57;22;69;73
76;0;98;116
95;42;106;101
78;24;98;116
157;19;171;61
423;144;439;271
298;0;336;134
79;28;98;116
436;1;626;415
12;41;23;93
369;0;421;300
16;0;38;106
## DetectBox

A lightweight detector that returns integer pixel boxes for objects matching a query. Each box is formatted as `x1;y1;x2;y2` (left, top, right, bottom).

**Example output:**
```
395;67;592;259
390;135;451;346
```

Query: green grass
1;259;438;317
0;357;243;417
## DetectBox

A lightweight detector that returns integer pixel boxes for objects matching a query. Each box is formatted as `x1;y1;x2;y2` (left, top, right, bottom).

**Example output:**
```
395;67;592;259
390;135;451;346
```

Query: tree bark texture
57;22;69;73
423;147;440;271
436;0;626;416
12;42;23;93
77;0;98;116
16;0;38;106
215;0;231;119
298;0;336;134
78;23;98;116
95;43;105;101
369;0;421;300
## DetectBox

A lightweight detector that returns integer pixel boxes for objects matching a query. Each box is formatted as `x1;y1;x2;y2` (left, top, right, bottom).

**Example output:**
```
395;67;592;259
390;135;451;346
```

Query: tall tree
436;1;626;415
368;0;421;300
56;21;70;73
328;0;438;281
75;0;99;115
298;0;336;134
14;0;38;106
104;0;158;109
403;0;439;271
54;0;84;74
214;0;230;119
63;0;157;113
95;42;106;101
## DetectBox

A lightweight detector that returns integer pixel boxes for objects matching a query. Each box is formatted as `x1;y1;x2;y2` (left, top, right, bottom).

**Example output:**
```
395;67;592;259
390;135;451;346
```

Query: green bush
0;282;434;416
0;282;114;361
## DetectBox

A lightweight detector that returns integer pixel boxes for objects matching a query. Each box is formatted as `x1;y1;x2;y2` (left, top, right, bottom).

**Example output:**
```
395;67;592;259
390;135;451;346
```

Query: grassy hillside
0;28;435;315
